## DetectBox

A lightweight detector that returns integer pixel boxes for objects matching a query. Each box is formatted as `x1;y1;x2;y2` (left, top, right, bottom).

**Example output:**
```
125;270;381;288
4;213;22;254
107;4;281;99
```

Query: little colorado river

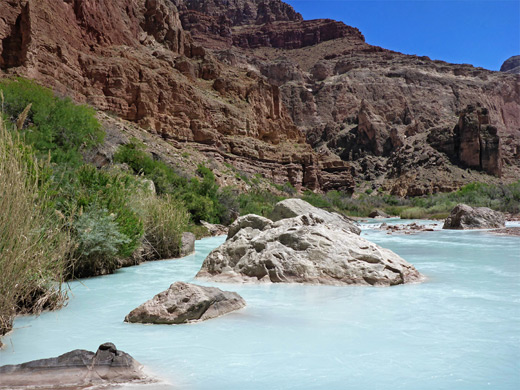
1;220;519;390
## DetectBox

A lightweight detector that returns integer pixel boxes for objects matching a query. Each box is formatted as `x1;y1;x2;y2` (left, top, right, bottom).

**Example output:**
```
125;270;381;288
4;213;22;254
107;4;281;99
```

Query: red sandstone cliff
1;0;518;195
1;0;340;191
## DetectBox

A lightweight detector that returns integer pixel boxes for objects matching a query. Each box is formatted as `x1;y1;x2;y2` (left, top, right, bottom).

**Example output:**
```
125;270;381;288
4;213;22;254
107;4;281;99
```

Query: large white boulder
197;213;423;286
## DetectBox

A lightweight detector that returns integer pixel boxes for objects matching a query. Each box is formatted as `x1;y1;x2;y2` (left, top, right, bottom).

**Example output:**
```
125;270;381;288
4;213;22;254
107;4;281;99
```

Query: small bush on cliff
0;78;104;165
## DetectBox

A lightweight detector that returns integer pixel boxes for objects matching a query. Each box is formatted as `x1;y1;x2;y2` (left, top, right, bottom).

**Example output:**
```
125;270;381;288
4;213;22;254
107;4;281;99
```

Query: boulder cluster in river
443;204;506;229
196;199;423;286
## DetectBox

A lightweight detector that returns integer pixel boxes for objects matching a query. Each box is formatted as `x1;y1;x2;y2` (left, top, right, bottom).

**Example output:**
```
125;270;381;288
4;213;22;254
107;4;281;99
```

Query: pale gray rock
0;343;146;389
269;198;361;235
228;214;272;239
180;232;196;256
196;213;423;286
125;282;245;324
443;204;505;229
200;220;228;236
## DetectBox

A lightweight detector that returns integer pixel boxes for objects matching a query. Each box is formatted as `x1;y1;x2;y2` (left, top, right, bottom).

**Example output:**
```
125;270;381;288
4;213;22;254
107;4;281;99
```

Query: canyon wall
1;0;519;195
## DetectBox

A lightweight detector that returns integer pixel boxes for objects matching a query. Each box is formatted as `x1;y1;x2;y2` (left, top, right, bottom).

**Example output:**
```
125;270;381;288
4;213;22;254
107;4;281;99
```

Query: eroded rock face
0;0;330;191
2;0;518;193
455;106;502;176
125;282;245;324
443;204;505;230
269;198;361;235
197;213;423;286
0;343;146;389
176;0;520;192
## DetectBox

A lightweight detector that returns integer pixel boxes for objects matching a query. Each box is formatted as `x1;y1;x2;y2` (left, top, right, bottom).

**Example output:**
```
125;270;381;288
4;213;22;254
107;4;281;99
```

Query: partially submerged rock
443;204;505;229
197;213;423;286
125;282;245;324
269;198;361;235
180;232;196;256
369;209;390;218
0;343;146;389
200;220;229;236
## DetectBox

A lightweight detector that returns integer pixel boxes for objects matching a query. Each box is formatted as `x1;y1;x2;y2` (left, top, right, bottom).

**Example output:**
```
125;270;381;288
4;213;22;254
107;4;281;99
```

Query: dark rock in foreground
0;343;146;389
125;282;245;324
197;213;423;286
443;204;505;229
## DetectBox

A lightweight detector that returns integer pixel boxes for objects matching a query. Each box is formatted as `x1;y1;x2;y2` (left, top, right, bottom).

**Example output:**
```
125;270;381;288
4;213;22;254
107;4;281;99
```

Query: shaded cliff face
0;0;338;191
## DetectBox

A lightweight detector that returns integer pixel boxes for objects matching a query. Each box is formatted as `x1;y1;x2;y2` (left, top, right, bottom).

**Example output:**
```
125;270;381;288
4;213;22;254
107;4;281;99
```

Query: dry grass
142;194;190;260
0;107;71;337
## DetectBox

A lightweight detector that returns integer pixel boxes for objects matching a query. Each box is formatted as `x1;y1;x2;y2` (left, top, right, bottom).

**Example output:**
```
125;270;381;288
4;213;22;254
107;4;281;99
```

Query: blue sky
284;0;520;71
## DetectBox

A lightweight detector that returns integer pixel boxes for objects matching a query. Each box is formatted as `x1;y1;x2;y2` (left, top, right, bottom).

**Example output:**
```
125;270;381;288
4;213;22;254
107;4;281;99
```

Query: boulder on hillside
125;282;245;324
196;213;423;286
443;204;505;229
269;198;361;235
0;343;146;389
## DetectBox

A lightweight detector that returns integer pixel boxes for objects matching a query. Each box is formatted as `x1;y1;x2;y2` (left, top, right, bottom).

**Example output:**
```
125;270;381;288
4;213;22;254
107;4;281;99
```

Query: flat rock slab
490;227;520;237
125;282;245;324
443;204;505;229
197;213;423;286
0;343;146;389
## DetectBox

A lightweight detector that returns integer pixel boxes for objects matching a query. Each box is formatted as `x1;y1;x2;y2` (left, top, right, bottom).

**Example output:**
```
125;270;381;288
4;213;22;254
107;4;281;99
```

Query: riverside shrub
0;111;70;337
0;78;104;165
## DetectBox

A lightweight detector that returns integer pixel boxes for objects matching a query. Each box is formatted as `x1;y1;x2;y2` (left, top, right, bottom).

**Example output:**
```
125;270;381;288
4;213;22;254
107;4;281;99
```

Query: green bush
54;165;145;261
238;189;284;217
70;206;130;278
0;78;103;165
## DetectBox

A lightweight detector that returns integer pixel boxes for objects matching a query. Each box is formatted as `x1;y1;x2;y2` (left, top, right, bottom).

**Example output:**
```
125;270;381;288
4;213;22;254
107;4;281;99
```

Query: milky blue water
1;221;519;390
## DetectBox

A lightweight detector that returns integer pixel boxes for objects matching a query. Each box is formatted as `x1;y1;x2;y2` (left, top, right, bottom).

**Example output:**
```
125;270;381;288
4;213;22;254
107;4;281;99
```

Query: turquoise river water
1;220;519;390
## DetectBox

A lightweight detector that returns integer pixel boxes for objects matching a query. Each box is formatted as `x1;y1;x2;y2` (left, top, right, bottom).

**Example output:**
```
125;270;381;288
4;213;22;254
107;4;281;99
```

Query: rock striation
0;342;146;389
125;281;245;324
443;204;506;230
197;212;423;286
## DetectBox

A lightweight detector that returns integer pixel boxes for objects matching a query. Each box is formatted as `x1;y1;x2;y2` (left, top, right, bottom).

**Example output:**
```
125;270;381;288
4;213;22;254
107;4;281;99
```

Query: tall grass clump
0;107;70;337
142;194;190;260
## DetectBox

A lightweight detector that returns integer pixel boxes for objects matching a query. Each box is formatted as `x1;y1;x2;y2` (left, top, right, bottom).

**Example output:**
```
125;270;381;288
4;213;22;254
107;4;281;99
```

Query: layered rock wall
0;0;339;191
